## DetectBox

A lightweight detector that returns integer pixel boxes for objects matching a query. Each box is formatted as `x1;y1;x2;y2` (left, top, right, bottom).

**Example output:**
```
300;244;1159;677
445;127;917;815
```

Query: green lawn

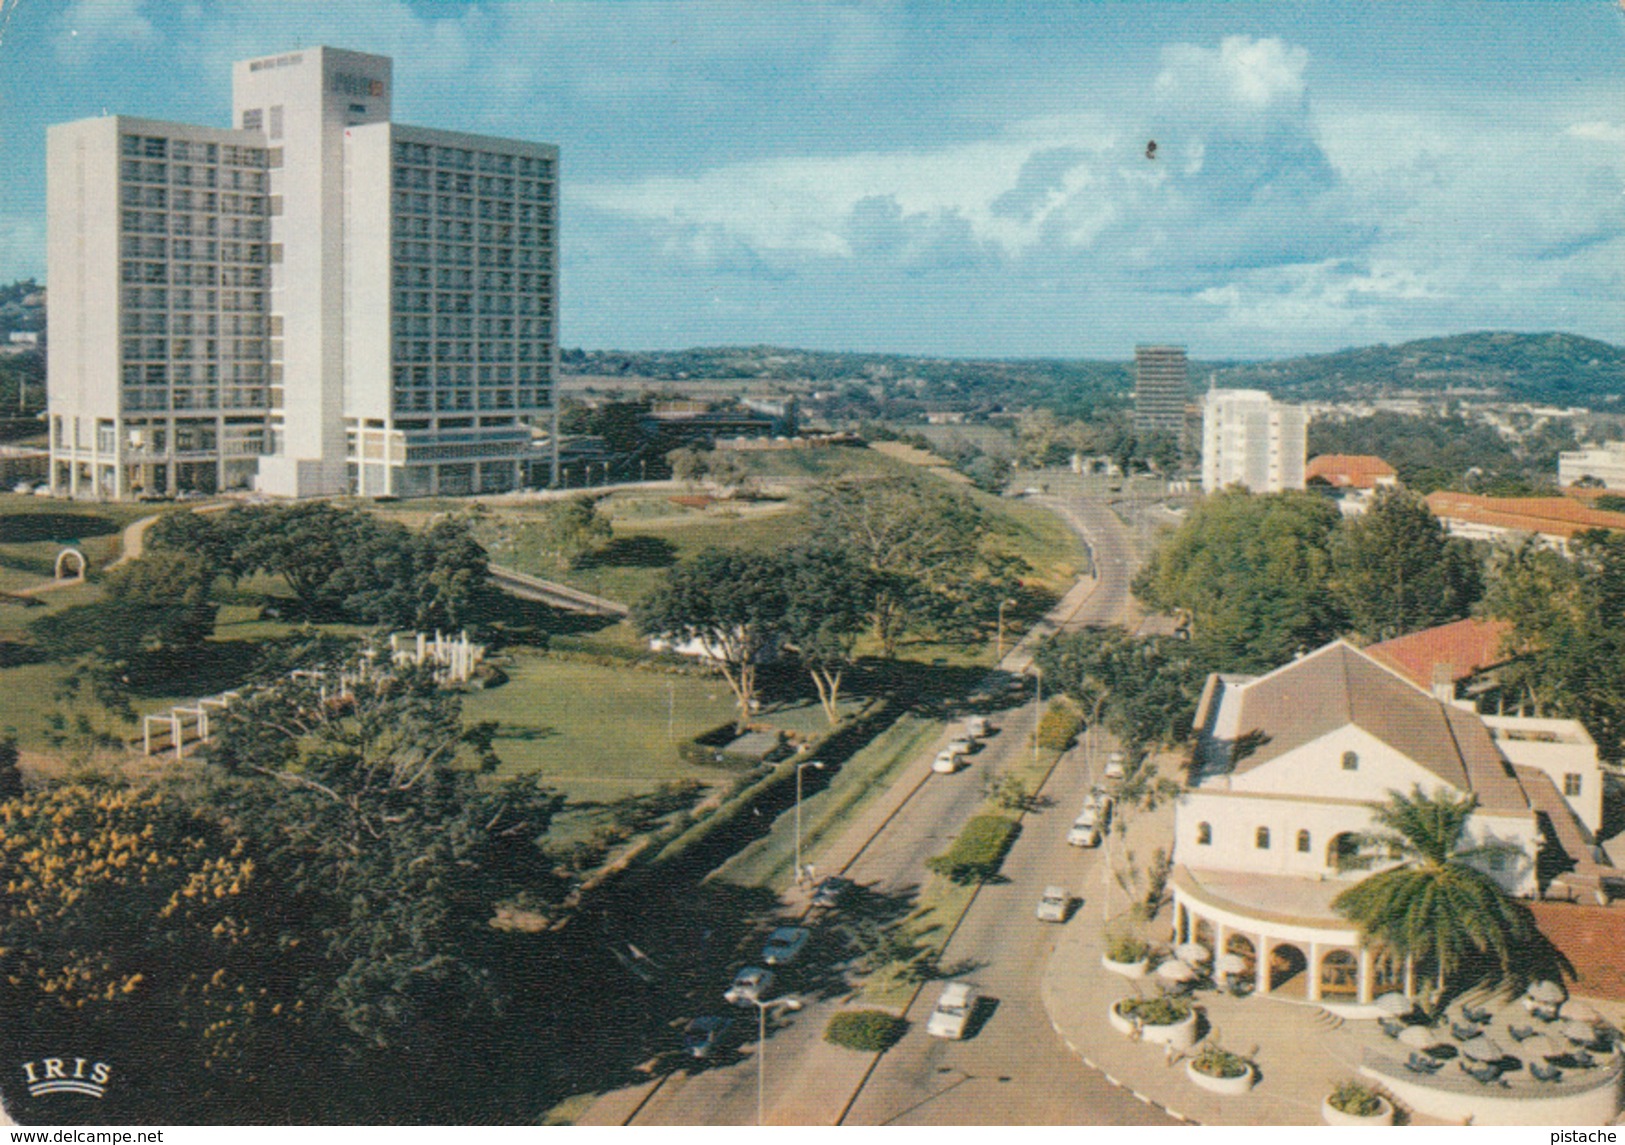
0;496;152;581
461;653;745;802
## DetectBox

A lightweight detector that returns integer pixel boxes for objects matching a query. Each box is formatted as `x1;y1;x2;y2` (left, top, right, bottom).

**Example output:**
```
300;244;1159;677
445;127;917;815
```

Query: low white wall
1363;1056;1622;1126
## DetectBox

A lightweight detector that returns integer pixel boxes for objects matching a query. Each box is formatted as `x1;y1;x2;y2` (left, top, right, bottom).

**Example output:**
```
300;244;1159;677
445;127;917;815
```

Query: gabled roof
1365;617;1514;691
1225;641;1528;813
1425;492;1625;541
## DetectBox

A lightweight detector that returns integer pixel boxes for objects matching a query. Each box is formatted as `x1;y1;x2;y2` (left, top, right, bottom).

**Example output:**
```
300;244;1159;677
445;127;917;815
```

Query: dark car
683;1015;732;1058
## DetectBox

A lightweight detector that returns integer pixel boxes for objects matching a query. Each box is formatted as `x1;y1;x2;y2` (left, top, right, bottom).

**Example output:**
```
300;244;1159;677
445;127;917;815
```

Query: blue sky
1;1;1622;359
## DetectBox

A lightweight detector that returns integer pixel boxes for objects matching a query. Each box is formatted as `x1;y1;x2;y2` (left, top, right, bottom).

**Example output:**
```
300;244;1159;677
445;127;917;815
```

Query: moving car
966;716;992;739
1084;786;1114;828
1104;752;1128;781
683;1015;732;1058
761;926;810;966
945;738;974;757
811;877;850;909
927;981;979;1039
932;751;961;774
723;966;775;1006
1036;885;1069;922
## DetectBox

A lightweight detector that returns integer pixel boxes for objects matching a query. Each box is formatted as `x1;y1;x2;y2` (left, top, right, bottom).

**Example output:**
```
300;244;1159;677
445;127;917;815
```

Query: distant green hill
1209;332;1625;407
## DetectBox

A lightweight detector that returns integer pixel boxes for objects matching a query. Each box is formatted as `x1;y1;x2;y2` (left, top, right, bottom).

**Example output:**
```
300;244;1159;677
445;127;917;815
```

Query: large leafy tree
1132;489;1344;671
1332;786;1551;996
780;546;872;726
1034;627;1210;751
806;475;985;657
529;494;613;570
634;548;791;730
1484;530;1625;760
206;667;560;1052
1330;486;1483;640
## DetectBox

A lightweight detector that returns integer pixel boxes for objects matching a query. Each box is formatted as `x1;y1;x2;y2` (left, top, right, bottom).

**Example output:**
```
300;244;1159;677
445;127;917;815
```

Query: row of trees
1133;486;1482;671
635;476;1026;728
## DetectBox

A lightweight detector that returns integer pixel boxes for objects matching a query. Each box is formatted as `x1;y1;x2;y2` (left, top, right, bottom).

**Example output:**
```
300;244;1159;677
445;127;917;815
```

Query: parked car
1036;885;1069;922
811;877;849;909
946;738;973;757
10;482;32;495
1085;787;1114;827
927;981;979;1039
683;1015;732;1058
1067;811;1102;848
1104;752;1127;781
761;926;810;966
932;751;961;774
966;716;991;739
723;966;775;1006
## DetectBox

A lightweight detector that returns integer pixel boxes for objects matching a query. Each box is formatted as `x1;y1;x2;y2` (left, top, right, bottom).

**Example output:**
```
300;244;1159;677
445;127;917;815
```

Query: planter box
1322;1095;1394;1126
1186;1059;1256;1096
1101;954;1150;980
1108;999;1199;1051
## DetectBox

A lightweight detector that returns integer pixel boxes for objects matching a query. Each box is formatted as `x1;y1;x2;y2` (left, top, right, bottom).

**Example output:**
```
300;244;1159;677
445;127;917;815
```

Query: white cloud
1567;120;1625;145
57;0;153;57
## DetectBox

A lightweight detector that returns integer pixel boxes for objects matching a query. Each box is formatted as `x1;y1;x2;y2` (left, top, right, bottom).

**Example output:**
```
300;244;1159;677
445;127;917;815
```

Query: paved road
627;489;1156;1126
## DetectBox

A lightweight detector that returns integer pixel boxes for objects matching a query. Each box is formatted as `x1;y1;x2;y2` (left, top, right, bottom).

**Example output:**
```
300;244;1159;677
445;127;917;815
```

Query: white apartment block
1200;386;1306;494
1559;441;1625;491
47;47;558;500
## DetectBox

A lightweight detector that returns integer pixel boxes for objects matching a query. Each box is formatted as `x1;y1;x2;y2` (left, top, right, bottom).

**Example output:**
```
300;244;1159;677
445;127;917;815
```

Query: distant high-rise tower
47;46;559;500
1201;388;1306;494
1133;345;1187;437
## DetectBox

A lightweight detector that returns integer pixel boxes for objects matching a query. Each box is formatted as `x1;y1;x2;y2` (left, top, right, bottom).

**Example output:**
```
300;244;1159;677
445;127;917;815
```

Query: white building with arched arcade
1172;640;1614;1013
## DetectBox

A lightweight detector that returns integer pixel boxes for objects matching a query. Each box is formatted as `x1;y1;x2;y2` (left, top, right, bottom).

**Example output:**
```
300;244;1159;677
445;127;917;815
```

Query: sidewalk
1037;761;1452;1126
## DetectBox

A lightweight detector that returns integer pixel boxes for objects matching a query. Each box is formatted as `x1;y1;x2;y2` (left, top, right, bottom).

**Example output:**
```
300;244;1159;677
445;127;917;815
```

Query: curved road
625;488;1169;1125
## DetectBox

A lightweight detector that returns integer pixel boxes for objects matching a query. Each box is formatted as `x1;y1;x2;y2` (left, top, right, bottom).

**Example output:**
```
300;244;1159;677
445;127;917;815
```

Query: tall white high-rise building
1201;387;1306;494
47;47;558;499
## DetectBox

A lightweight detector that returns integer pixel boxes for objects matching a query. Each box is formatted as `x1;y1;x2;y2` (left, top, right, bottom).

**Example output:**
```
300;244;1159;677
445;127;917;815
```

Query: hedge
925;814;1020;884
1036;699;1083;751
825;1010;907;1052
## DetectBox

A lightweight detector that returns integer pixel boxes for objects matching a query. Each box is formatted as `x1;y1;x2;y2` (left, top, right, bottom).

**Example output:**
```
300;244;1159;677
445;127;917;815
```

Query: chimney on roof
1432;663;1456;703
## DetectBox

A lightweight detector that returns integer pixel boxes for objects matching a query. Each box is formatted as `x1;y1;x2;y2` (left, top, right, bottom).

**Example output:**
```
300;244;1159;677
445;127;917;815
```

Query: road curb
1049;1016;1200;1126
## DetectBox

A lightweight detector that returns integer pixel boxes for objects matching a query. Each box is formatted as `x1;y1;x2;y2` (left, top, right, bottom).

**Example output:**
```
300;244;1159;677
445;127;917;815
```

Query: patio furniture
1379;1018;1405;1039
1459;1060;1502;1084
1570;1050;1596;1068
1462;1003;1493;1024
1452;1022;1483;1041
1404;1052;1442;1074
1374;992;1413;1018
1508;1024;1536;1042
1530;1061;1563;1083
1527;980;1566;1006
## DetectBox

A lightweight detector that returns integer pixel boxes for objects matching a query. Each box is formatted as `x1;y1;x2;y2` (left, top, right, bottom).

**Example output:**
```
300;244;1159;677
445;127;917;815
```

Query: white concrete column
171;713;182;759
1308;941;1323;1002
1215;921;1229;958
1405;954;1416;999
1358;947;1375;1005
1256;936;1271;995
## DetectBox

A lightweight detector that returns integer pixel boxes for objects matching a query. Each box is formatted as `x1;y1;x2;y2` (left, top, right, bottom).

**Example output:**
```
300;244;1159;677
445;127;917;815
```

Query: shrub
1104;933;1149;963
1116;995;1191;1026
925;814;1020;884
825;1010;907;1052
1327;1080;1384;1117
1036;699;1083;751
1191;1043;1251;1079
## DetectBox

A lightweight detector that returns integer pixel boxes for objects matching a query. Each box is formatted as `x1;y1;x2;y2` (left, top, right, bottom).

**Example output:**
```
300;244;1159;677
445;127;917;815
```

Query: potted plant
1108;993;1198;1050
1185;1042;1257;1095
1322;1080;1394;1126
1101;934;1151;979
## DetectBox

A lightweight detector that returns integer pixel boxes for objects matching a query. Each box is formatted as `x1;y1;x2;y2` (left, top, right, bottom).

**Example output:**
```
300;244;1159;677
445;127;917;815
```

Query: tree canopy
1132;489;1345;671
1329;486;1483;641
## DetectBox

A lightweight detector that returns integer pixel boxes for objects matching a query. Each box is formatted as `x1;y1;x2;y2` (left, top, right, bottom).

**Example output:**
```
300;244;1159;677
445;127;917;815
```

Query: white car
1036;885;1069;923
1067;811;1102;848
10;482;32;495
932;751;960;774
927;981;979;1039
761;926;810;966
723;966;775;1006
946;738;973;757
1085;787;1114;827
1104;752;1127;781
966;716;991;739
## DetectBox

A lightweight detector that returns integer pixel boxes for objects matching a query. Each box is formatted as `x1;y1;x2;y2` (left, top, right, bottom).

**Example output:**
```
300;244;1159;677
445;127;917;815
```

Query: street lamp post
1032;664;1043;764
750;995;802;1125
996;597;1016;661
795;760;825;884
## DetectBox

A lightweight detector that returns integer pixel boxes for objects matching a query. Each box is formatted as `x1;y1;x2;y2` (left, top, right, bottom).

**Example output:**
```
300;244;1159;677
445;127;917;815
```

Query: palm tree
1332;785;1550;997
